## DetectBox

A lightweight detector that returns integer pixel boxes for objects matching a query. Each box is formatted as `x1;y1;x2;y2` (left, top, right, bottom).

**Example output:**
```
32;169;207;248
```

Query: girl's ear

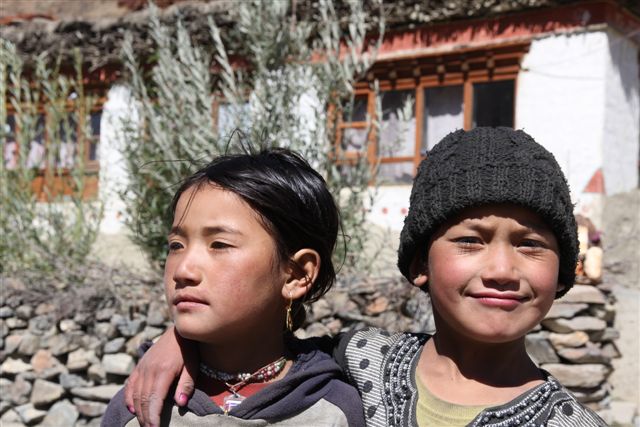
409;253;428;288
282;249;320;300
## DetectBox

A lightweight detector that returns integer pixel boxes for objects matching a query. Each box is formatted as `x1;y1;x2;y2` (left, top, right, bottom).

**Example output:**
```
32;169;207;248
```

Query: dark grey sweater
102;338;365;427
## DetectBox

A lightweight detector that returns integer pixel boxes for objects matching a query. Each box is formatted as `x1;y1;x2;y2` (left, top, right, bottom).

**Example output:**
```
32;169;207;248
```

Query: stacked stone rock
0;217;618;425
526;216;617;410
0;276;171;427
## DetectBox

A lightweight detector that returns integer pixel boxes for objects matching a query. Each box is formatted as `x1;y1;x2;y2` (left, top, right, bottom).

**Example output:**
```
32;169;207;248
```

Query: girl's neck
198;332;288;375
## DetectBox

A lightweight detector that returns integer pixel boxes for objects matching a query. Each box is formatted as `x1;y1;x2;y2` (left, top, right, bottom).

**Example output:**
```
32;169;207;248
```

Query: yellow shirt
415;375;489;427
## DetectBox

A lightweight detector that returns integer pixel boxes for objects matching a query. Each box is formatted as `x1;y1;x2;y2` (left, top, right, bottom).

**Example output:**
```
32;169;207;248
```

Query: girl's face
164;184;288;344
424;204;561;344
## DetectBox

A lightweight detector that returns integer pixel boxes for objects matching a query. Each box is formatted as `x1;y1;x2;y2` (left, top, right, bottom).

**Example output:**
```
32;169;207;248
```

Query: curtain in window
422;85;464;151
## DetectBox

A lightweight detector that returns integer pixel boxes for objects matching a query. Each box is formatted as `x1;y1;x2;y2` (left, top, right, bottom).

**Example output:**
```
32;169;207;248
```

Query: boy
124;127;607;426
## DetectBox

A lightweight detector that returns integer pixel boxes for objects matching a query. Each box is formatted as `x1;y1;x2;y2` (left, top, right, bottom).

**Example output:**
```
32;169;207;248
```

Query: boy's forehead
449;204;551;231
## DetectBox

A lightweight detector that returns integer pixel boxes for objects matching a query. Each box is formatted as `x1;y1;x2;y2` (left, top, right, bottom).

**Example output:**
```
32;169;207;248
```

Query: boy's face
422;204;561;344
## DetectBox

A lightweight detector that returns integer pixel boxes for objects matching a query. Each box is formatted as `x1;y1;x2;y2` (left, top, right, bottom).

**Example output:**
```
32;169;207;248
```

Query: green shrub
0;41;103;276
120;0;385;271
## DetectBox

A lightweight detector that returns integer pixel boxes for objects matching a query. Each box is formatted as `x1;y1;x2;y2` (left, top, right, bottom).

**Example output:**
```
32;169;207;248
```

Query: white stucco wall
517;29;639;219
365;185;412;230
602;31;640;194
517;31;608;202
98;85;137;234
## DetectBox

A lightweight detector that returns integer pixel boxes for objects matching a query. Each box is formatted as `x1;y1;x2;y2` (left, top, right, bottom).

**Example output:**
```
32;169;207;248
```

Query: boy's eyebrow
520;220;552;234
168;225;243;237
462;219;551;235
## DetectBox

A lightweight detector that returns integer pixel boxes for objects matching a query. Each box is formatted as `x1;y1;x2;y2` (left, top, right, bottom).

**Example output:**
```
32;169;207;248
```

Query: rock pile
0;221;620;425
0;268;170;427
527;215;618;410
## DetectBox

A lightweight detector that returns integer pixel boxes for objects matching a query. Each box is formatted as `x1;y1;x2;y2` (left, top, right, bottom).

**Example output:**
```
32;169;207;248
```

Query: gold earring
285;291;293;332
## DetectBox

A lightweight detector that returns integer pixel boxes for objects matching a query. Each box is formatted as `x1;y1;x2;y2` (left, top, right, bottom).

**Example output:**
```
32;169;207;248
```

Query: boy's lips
469;291;528;310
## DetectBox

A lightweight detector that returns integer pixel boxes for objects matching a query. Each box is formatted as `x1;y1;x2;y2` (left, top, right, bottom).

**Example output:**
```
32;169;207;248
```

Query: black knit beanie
397;127;578;298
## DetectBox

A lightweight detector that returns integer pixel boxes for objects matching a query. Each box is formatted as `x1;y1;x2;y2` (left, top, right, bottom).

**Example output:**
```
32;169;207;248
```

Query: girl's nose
173;253;203;286
481;244;519;286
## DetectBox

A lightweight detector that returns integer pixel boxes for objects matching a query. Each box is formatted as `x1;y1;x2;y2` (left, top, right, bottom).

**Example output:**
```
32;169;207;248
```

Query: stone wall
530;216;619;412
0;233;625;426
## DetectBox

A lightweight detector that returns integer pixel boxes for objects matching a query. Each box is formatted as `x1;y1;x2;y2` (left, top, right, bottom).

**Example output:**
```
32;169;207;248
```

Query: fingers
133;370;150;426
142;367;176;426
174;332;198;406
174;366;196;406
122;326;196;426
124;370;138;414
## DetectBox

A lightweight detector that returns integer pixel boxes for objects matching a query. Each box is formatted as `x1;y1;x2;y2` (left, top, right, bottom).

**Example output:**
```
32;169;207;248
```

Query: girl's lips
173;294;208;310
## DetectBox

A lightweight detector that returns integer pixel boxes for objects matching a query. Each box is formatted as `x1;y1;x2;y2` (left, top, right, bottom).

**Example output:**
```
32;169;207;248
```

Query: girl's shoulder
470;374;608;427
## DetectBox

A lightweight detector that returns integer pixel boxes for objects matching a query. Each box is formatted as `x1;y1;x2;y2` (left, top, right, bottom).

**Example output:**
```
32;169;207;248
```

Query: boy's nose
481;245;519;286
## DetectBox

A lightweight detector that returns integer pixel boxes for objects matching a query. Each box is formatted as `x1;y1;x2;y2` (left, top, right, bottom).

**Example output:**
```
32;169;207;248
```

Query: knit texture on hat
397;127;578;298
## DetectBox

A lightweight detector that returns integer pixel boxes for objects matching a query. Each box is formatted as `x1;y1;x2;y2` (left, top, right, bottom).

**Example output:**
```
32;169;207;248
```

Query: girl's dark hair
170;148;340;330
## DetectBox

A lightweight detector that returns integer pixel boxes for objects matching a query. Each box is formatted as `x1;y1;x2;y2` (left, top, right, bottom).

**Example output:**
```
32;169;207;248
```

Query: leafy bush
121;0;385;270
0;41;103;276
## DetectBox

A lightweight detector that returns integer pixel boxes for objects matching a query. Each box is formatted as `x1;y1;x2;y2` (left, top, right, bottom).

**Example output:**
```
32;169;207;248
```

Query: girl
103;148;365;426
123;128;607;426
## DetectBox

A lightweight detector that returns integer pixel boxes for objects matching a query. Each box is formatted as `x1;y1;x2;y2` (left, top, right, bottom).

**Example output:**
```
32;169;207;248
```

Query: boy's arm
123;326;199;427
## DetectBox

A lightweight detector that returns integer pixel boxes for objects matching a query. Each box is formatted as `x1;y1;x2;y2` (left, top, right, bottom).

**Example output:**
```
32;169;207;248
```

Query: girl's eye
211;241;231;250
168;241;183;252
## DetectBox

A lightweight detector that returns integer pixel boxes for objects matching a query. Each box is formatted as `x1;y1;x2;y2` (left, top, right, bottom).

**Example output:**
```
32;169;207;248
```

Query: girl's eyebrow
168;225;242;237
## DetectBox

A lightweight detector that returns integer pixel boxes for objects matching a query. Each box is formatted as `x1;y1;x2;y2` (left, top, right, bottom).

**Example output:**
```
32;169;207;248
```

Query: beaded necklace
199;357;287;414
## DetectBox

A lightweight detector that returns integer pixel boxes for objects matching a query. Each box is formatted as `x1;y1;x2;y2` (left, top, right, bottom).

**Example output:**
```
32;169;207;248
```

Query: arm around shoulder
102;388;138;427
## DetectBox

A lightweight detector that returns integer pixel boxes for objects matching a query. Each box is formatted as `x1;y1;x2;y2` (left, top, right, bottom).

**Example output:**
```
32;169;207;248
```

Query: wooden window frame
5;101;104;201
336;43;528;182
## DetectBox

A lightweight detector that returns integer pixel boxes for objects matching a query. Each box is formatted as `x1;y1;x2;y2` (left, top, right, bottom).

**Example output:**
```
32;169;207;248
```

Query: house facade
2;0;639;234
350;1;640;232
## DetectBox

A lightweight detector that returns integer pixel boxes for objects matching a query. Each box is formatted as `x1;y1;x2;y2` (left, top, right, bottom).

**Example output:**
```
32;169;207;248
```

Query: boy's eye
519;239;545;249
455;236;482;245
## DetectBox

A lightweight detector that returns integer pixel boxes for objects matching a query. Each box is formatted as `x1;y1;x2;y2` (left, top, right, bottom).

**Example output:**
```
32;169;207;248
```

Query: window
336;94;371;157
378;89;416;183
3;115;18;169
337;45;525;184
472;80;514;128
423;85;464;150
2;108;102;200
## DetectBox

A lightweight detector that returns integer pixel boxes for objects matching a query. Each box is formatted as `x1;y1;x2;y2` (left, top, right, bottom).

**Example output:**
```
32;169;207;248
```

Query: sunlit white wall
98;85;137;234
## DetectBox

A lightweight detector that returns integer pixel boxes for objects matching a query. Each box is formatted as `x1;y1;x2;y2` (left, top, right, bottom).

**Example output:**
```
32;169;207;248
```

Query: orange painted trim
0;14;54;25
31;172;99;201
583;168;606;194
374;1;640;62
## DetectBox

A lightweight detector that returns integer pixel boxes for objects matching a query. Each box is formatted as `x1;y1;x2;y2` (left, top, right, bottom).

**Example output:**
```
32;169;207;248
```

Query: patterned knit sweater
334;328;608;427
